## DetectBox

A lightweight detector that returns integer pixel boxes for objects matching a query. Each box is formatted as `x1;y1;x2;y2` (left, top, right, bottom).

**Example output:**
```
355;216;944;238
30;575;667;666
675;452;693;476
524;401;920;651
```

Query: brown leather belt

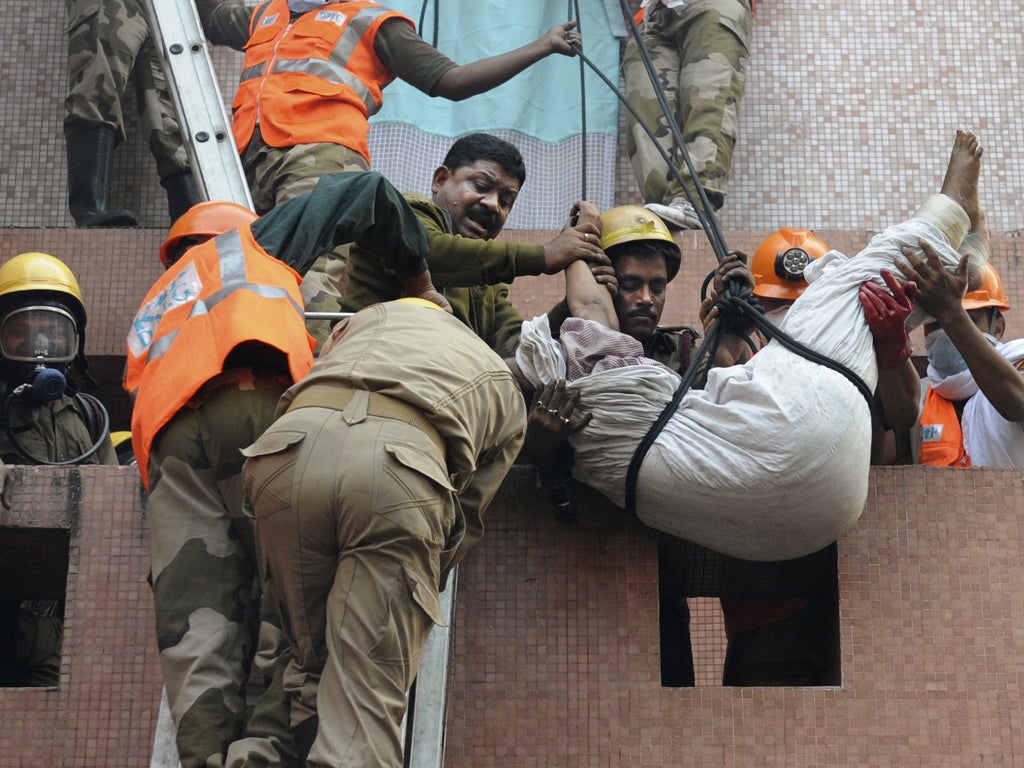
286;385;444;455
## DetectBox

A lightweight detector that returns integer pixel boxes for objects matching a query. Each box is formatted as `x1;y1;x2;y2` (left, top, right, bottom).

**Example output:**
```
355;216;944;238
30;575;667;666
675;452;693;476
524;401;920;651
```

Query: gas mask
0;305;79;403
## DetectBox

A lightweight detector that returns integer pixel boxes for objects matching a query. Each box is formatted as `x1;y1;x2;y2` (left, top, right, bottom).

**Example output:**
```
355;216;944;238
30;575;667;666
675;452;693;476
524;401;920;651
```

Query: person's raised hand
546;21;581;56
895;238;968;326
859;268;916;369
543;201;606;274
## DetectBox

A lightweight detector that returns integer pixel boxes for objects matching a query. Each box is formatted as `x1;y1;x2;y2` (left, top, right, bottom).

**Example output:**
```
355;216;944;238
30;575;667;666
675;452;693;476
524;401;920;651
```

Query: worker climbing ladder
142;3;455;767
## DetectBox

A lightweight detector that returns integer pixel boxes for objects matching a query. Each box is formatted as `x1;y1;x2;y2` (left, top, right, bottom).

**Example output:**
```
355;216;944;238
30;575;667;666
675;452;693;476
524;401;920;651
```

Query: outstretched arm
430;23;581;101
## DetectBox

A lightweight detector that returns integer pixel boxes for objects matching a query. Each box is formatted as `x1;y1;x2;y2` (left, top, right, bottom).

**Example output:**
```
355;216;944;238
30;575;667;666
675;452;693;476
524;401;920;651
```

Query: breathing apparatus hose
2;390;112;466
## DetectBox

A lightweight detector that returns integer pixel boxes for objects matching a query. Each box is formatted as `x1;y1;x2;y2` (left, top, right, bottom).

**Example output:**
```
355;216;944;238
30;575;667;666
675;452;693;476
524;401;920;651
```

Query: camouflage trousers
64;0;189;180
243;133;370;349
147;373;297;768
623;0;752;210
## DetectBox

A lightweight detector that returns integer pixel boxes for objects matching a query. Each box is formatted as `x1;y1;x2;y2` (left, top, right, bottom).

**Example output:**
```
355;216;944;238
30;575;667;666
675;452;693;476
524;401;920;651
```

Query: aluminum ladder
142;4;455;767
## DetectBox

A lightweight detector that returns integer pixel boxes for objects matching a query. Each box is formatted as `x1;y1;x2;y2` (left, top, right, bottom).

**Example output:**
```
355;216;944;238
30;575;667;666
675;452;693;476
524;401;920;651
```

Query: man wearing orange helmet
901;251;1024;468
126;172;444;768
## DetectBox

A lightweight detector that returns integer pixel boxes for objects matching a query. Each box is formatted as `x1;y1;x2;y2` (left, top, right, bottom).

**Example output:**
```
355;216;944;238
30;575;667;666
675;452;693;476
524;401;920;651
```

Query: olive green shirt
0;395;116;466
341;193;548;358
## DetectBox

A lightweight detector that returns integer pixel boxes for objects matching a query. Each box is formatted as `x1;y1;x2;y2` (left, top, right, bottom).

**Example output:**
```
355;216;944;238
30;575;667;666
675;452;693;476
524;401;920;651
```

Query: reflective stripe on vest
125;226;314;488
919;386;971;467
256;8;389;117
128;230;304;372
233;0;407;155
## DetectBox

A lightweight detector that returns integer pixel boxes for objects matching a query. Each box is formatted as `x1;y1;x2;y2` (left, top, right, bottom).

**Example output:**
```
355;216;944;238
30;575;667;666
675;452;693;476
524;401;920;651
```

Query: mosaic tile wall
445;464;1024;767
0;466;160;768
0;2;1019;231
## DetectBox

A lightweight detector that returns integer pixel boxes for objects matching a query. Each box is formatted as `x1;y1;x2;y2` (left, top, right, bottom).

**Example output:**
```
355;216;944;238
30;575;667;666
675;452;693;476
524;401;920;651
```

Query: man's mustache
466;205;498;231
625;308;657;321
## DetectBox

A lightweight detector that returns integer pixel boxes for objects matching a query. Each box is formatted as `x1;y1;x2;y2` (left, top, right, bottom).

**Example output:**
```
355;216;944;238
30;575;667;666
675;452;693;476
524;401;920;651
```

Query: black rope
622;302;876;518
624;318;725;517
573;5;875;517
569;0;587;199
417;0;439;48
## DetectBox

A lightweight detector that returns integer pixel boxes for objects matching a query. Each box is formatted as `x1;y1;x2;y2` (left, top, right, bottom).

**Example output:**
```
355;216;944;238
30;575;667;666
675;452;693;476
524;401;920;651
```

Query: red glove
858;268;917;369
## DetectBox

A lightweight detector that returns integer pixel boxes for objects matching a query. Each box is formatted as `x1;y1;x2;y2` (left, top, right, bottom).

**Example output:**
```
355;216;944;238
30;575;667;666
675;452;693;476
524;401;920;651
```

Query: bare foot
939;129;983;228
961;210;990;290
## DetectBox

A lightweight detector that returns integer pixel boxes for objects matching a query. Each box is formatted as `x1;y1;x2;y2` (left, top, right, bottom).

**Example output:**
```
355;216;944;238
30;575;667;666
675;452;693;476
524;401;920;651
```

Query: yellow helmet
160;201;258;266
751;229;830;301
600;205;681;281
962;262;1010;312
0;252;86;323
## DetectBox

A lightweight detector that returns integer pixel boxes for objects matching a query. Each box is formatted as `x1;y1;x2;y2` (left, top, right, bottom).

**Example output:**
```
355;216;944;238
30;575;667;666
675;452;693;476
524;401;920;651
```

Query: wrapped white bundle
517;195;970;560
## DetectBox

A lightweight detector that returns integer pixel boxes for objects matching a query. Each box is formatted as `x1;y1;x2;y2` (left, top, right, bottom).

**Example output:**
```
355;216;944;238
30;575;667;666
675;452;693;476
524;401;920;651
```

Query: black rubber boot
65;124;138;228
294;714;319;763
161;171;201;225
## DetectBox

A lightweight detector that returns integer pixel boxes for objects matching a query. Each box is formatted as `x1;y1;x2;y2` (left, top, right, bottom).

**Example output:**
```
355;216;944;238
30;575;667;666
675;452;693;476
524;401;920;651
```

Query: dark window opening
0;527;70;688
657;536;841;687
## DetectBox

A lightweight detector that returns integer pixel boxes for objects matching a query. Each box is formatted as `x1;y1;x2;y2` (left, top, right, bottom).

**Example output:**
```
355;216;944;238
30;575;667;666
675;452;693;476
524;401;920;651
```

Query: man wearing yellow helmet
0;252;116;689
0;253;116;470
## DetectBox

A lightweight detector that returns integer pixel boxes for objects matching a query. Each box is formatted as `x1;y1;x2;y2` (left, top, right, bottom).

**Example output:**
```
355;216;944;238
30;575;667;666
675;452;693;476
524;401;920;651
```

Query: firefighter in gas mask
0;252;114;470
0;252;115;689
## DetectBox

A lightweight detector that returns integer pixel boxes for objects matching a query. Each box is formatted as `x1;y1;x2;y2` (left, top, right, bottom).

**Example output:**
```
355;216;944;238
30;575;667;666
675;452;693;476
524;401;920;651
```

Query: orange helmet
160;201;258;267
962;262;1010;312
751;228;829;301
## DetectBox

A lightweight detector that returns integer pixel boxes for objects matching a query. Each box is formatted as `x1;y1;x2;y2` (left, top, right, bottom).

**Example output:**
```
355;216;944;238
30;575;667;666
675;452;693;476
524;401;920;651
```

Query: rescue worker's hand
859;268;917;369
543;203;606;275
702;251;756;341
524;380;590;462
896;239;968;327
401;271;453;314
0;459;12;510
547;21;581;56
590;262;618;296
712;250;754;297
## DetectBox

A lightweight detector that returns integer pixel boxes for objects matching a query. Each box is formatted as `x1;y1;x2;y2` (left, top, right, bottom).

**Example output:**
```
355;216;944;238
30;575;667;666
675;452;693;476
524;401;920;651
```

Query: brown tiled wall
0;466;159;767
445;465;1024;767
3;465;1024;766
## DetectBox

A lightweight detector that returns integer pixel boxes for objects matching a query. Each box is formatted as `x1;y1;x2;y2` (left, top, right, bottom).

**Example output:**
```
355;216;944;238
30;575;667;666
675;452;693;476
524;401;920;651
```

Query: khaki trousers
242;403;457;768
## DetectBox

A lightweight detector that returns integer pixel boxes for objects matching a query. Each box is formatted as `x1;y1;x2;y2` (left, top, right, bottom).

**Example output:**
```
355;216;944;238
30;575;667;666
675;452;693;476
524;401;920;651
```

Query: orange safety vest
232;0;412;160
124;226;315;488
918;386;971;467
